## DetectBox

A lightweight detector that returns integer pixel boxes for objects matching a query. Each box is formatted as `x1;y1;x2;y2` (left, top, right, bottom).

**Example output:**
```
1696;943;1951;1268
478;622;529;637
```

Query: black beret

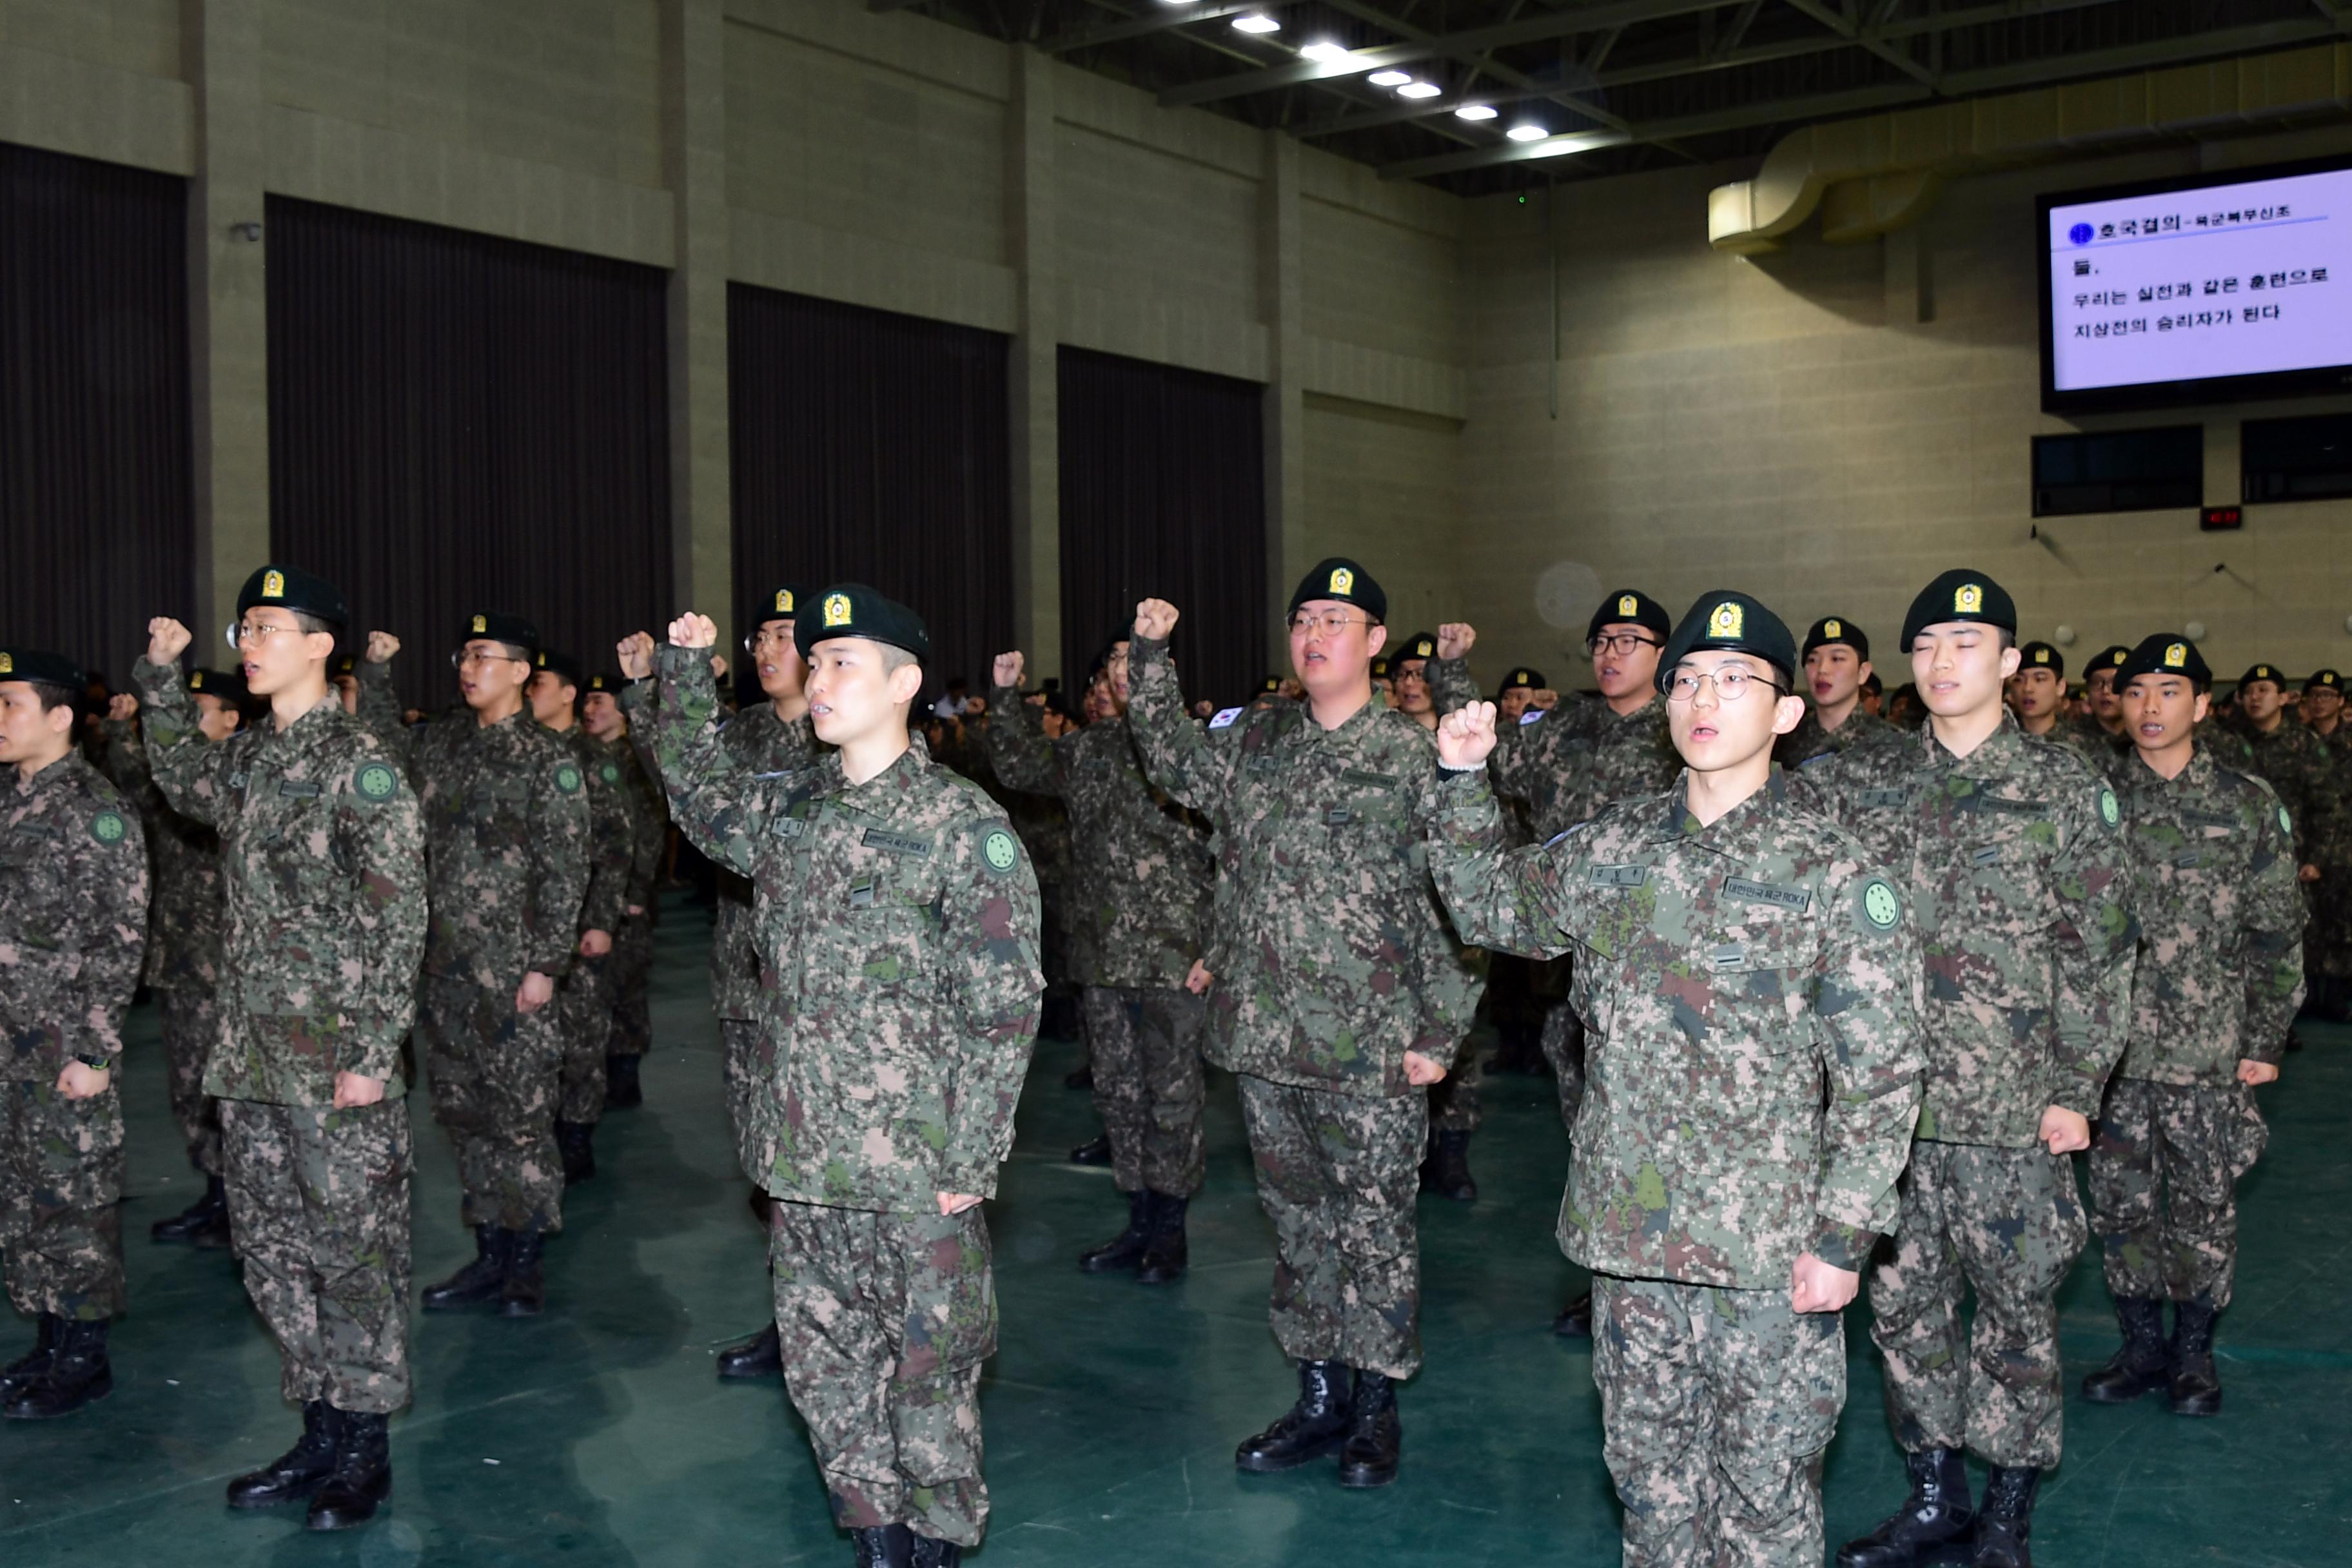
2118;635;2211;692
0;648;85;690
2086;645;2131;679
1288;558;1386;622
748;583;813;629
1370;656;1391;680
332;654;357;678
1588;589;1671;643
2306;669;2342;693
1801;616;1870;662
461;611;539;655
2237;662;2285;691
1861;671;1883;694
184;667;248;703
794;584;930;663
237;564;347;627
1395;631;1438;665
1260;676;1283;694
1657;590;1798;692
1499;667;1546;692
532;649;583;688
1901;569;2015;651
584;672;627;696
2016;642;2064;677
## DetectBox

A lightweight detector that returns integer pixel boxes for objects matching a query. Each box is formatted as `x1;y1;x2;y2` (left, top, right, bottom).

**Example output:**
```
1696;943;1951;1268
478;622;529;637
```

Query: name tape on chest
1857;787;1909;809
861;827;932;859
1723;876;1810;914
1588;863;1649;888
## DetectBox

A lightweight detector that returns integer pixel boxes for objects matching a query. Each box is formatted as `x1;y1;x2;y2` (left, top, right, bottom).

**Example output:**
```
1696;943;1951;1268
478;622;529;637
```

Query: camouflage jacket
551;724;633;937
1788;710;2137;1146
1126;636;1486;1097
986;688;1212;991
591;731;667;914
99;718;223;992
2113;747;2304;1083
1774;705;1905;770
1428;767;1923;1284
652;647;1044;1211
0;752;149;1080
624;680;814;1020
386;683;591;988
2233;718;2339;870
1429;660;1680;841
134;662;426;1103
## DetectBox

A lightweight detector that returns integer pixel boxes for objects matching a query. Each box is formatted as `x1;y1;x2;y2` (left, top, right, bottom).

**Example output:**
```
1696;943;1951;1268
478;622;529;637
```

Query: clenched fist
1133;598;1179;643
668;613;718;651
1436;701;1499;770
146;617;192;666
107;694;139;722
365;630;400;664
1436;623;1476;660
617;631;656;681
992;651;1025;691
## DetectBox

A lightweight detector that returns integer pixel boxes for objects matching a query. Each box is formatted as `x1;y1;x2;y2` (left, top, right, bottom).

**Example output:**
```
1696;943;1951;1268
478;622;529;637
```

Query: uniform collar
1280;695;1383;747
1919;705;2029;773
12;749;92;799
1647;765;1788;856
822;730;932;801
2122;743;2215;794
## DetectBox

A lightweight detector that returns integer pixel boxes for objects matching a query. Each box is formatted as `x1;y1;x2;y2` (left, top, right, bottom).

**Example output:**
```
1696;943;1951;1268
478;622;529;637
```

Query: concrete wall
0;0;1469;675
1456;123;2352;690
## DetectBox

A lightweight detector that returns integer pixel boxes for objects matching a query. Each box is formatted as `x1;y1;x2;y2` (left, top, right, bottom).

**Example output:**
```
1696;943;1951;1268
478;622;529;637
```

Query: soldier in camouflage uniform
2077;636;2302;1423
0;647;148;1422
1428;594;1681;1337
1427;591;1925;1568
99;668;244;1246
524;651;634;1185
652;588;1043;1568
1476;666;1554;1078
2297;669;2352;1017
1127;560;1487;1490
987;635;1213;1282
360;614;591;1317
2006;642;2081;752
2224;663;2336;1013
1795;571;2136;1568
620;585;819;1382
134;568;427;1529
583;671;665;1108
1775;616;1903;768
2068;644;2134;758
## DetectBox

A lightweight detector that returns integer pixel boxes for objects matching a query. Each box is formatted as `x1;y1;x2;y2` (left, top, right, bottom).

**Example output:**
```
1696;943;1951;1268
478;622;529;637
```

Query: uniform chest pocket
1950;826;2053;925
846;894;939;992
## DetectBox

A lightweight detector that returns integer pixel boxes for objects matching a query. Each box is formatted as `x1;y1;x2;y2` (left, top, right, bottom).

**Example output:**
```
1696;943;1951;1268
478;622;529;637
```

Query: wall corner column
1006;44;1061;679
663;0;732;640
1261;128;1307;656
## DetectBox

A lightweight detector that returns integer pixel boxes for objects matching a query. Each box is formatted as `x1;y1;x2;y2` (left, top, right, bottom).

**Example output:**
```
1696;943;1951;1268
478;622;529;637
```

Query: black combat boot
228;1400;340;1507
1837;1446;1976;1568
717;1322;782;1380
1234;1360;1354;1473
2;1317;112;1419
909;1534;962;1567
556;1120;596;1186
421;1225;507;1311
2168;1297;2222;1416
500;1229;546;1317
1135;1193;1190;1285
604;1053;642;1108
850;1523;915;1567
1068;1133;1111;1166
2081;1297;2167;1403
1421;1131;1477;1202
1971;1466;2040;1567
1552;1290;1593;1337
1079;1190;1152;1273
306;1409;391;1530
0;1313;58;1404
152;1172;232;1246
1337;1370;1402;1489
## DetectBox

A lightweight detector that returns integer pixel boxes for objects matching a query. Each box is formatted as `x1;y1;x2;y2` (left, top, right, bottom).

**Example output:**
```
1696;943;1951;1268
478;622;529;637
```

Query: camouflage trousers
1870;1141;2086;1469
770;1200;997;1549
1541;999;1589;1131
1238;1074;1426;1380
420;977;564;1235
1427;1032;1483;1135
2090;1077;2266;1309
555;953;615;1126
1083;986;1206;1198
1592;1275;1845;1568
0;1078;124;1322
220;1096;413;1414
721;1017;779;1186
158;985;223;1176
607;915;654;1059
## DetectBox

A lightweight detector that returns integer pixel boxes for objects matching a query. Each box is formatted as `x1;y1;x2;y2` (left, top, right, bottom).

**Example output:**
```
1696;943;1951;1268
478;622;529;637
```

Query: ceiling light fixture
1367;68;1412;87
1231;12;1280;32
1299;40;1349;63
1506;123;1549;142
1396;81;1442;99
1455;104;1497;121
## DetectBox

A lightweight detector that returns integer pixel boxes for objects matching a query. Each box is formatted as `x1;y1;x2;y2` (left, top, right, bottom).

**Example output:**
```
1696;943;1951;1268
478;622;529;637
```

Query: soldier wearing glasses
357;616;591;1318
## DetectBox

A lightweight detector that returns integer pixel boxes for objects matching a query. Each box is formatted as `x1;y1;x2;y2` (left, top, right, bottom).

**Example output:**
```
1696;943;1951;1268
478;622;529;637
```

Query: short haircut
22;680;80;716
1999;629;2017;651
292;610;340;638
881;645;921;681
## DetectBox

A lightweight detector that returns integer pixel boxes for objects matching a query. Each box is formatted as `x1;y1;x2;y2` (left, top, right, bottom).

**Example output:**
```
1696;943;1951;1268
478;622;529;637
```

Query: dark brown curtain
1057;347;1265;711
267;197;672;711
728;284;1011;703
0;142;191;689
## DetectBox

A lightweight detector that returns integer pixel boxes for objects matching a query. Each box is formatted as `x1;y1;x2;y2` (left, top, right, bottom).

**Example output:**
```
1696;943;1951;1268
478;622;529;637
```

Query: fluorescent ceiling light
1367;69;1412;86
1396;81;1441;99
1506;122;1549;142
1299;41;1349;62
1455;103;1498;121
1231;12;1280;32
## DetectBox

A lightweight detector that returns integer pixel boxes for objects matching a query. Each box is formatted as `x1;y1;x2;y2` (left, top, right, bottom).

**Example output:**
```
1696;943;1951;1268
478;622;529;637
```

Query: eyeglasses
1588;633;1661;657
225;620;305;651
449;647;528;671
743;627;795;653
1288;611;1373;638
1665;667;1784;704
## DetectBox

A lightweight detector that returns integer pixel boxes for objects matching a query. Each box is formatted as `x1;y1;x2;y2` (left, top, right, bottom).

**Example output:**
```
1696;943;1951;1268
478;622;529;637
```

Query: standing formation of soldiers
0;545;2331;1568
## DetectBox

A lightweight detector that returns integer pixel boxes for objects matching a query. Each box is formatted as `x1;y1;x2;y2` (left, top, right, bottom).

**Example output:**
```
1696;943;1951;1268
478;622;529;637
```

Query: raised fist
108;693;139;722
1133;598;1180;643
364;630;400;664
1436;701;1499;770
617;631;656;681
992;651;1025;691
667;613;718;651
146;618;191;667
1436;623;1476;661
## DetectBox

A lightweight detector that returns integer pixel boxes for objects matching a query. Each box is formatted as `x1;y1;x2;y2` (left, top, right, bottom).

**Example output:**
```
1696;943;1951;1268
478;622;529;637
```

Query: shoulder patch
553;761;583;796
90;811;128;847
354;760;400;803
981;826;1022;874
2098;787;2120;829
1520;707;1544;726
2279;803;2293;836
1208;706;1244;730
599;761;621;785
1858;876;1903;934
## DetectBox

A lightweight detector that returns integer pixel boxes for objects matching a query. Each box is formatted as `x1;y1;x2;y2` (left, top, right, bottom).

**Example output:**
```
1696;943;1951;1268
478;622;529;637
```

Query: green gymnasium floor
5;897;2349;1565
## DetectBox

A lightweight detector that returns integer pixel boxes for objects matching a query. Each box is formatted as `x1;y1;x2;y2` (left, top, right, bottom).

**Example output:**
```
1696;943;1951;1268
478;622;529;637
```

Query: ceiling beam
1781;0;1938;87
1043;1;1268;53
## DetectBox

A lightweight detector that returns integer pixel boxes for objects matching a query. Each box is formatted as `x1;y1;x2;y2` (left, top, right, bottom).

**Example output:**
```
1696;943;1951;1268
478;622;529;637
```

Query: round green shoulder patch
982;828;1020;874
2098;787;2120;829
354;761;399;803
600;762;621;786
1859;877;1902;932
90;811;127;846
2280;803;2293;836
554;762;583;796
